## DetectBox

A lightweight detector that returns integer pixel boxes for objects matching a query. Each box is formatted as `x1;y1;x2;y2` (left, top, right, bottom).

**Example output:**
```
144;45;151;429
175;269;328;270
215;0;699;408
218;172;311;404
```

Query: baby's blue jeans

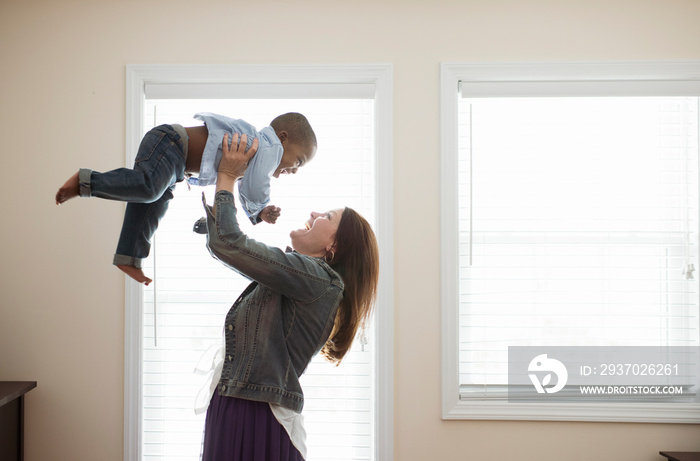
78;124;188;269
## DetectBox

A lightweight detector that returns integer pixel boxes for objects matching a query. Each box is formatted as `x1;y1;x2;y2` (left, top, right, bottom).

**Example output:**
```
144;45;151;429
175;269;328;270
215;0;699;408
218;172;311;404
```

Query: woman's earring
325;249;335;263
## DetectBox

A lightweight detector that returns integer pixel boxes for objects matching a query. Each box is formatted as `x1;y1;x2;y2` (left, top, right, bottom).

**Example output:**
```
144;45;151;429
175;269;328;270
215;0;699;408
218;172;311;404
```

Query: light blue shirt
191;112;283;224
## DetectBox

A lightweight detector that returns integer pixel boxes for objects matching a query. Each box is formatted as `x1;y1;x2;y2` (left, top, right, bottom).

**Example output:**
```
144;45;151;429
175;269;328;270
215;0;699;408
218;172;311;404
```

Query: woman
199;133;379;460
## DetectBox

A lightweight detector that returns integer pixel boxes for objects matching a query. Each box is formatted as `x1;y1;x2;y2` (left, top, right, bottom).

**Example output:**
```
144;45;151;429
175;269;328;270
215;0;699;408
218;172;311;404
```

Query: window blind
457;95;700;395
145;83;375;100
460;80;700;98
140;98;376;460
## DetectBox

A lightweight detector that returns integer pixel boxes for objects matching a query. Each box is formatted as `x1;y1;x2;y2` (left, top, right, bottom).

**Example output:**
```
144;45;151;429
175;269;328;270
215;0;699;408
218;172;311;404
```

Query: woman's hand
219;133;259;180
216;133;259;194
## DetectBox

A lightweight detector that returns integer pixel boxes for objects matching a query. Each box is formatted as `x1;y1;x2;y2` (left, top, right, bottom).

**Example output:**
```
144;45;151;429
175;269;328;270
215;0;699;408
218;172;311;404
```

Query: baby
56;112;317;285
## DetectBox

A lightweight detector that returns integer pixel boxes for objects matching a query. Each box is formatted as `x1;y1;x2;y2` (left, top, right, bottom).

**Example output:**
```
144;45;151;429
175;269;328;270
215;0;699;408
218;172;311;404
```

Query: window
441;61;700;422
125;65;393;461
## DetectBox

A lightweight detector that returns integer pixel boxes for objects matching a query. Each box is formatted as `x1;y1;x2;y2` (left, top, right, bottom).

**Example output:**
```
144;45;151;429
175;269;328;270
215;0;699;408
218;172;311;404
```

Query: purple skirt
201;390;304;461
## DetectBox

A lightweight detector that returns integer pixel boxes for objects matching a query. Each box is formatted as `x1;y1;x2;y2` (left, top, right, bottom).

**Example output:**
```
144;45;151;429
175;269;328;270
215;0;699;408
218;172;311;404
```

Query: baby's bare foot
56;171;80;204
117;265;153;285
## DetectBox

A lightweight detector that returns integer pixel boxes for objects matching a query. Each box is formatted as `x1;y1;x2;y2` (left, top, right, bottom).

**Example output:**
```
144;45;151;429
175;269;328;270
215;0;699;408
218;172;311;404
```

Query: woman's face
290;208;344;257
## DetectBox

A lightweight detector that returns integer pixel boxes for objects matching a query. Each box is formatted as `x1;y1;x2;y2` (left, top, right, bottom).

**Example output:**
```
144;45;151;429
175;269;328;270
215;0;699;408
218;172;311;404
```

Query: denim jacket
203;190;344;412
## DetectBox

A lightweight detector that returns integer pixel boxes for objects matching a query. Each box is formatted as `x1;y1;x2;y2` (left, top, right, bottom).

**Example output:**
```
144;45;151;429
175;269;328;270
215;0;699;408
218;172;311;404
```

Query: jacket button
228;355;232;361
228;325;233;331
221;385;227;391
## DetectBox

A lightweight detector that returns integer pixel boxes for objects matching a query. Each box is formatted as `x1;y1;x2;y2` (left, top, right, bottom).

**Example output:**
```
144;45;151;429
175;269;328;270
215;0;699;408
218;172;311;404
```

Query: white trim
372;65;394;461
123;281;143;461
123;68;145;461
124;63;394;461
442;400;700;423
440;60;700;423
440;63;462;421
452;60;700;83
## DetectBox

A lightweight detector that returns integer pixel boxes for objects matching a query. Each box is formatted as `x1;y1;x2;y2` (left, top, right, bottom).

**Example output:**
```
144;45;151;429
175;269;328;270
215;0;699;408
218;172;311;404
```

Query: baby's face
274;143;316;178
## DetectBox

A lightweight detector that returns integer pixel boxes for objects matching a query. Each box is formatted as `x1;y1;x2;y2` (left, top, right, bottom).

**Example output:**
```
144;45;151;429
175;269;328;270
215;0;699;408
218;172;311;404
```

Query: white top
269;403;307;458
194;339;307;459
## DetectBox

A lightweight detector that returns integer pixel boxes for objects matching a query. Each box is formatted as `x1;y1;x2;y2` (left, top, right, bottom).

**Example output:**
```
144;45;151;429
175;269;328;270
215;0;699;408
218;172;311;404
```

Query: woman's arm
213;133;255;213
204;134;341;302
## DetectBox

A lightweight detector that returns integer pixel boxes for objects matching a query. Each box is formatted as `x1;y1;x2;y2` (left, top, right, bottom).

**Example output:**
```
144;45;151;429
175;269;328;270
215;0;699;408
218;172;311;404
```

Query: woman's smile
290;209;344;257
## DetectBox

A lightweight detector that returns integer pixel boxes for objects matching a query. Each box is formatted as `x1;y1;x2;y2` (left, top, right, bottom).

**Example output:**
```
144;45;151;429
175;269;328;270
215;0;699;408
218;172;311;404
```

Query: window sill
442;398;700;423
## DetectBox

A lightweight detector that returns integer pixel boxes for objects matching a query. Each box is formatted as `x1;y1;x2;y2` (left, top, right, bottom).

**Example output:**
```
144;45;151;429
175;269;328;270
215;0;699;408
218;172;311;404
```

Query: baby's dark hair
270;113;317;148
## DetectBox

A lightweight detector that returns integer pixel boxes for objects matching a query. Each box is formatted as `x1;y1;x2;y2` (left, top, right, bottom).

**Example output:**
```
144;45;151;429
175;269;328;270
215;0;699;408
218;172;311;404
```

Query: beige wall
2;0;700;459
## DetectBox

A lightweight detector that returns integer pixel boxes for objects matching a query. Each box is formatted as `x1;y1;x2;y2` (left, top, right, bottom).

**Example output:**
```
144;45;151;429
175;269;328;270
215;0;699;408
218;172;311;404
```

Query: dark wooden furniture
0;381;37;461
660;452;700;461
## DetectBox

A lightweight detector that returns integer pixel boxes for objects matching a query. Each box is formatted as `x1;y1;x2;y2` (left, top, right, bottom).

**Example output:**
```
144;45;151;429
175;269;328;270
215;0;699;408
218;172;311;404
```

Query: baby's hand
260;205;281;224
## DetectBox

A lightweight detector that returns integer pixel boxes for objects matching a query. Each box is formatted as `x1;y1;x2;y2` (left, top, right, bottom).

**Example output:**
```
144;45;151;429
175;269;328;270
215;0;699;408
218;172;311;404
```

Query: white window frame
440;60;700;423
124;64;394;460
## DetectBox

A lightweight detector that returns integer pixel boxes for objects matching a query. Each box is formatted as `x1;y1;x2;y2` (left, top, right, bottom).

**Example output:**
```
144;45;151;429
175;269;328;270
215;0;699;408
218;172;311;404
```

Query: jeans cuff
113;254;143;269
78;168;92;197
